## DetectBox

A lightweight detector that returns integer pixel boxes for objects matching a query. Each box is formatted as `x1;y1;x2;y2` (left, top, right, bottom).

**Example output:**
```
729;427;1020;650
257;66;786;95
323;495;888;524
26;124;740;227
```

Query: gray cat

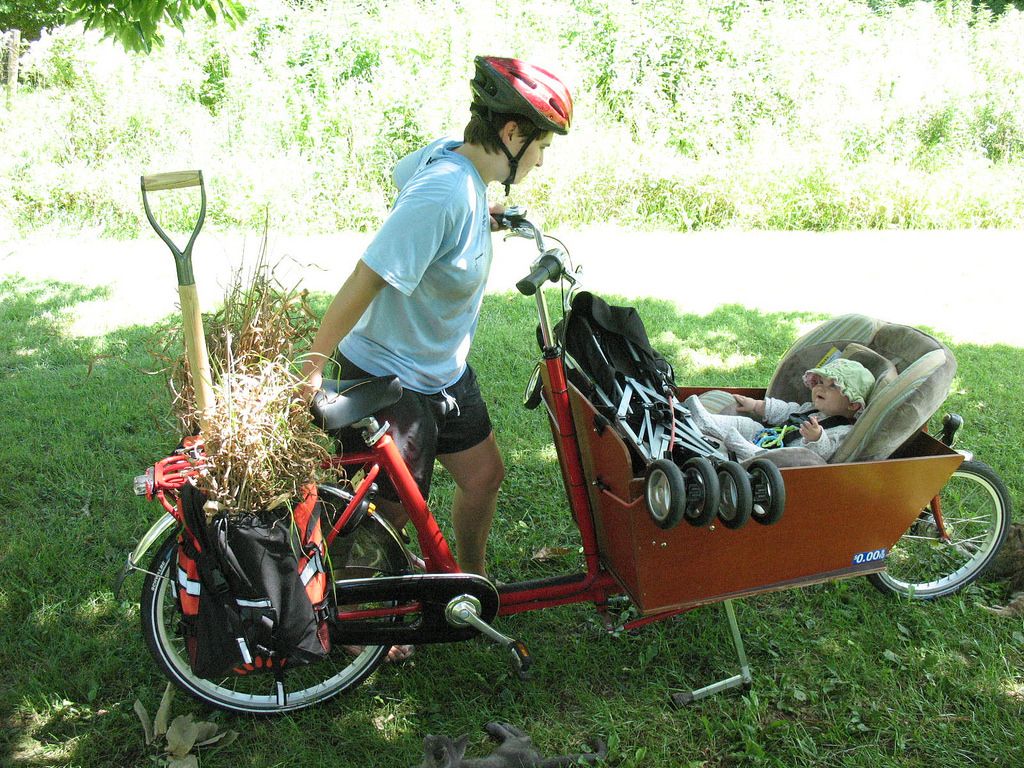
983;522;1024;616
414;721;606;768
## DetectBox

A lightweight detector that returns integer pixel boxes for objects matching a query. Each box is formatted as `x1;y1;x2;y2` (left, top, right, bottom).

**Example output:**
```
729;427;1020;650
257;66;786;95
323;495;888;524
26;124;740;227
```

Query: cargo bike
121;174;1012;714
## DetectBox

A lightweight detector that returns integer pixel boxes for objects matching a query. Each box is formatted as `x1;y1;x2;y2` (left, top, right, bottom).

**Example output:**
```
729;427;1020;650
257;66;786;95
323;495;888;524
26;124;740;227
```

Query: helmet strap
498;135;533;196
475;106;535;195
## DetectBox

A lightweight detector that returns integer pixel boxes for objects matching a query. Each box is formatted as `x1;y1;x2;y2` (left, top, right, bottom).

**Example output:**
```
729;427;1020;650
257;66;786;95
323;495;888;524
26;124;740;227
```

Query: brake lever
500;207;548;252
500;204;528;230
502;225;531;241
562;265;584;311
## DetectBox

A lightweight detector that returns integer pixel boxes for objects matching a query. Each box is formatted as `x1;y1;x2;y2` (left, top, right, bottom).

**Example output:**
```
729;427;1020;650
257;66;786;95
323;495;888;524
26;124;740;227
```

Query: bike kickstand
445;595;533;679
670;599;753;707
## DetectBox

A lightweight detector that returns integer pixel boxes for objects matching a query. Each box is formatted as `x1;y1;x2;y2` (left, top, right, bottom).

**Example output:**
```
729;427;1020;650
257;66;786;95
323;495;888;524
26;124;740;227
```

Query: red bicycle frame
322;333;622;619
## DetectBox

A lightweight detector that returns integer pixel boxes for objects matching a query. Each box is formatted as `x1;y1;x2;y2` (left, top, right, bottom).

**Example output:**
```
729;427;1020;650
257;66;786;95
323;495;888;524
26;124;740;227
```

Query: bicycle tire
868;460;1012;600
140;515;408;714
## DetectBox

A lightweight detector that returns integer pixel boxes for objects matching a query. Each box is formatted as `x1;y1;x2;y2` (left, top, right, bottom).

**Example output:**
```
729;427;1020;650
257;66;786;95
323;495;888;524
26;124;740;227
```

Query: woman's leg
438;433;505;576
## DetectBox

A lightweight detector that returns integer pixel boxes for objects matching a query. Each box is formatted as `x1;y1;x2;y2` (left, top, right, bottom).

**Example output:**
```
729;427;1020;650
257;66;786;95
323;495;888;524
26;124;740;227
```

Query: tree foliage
0;1;66;40
69;0;248;52
0;1;247;50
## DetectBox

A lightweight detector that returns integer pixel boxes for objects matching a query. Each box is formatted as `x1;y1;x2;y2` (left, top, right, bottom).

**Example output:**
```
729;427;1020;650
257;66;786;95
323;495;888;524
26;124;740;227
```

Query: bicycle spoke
142;518;409;713
870;461;1011;599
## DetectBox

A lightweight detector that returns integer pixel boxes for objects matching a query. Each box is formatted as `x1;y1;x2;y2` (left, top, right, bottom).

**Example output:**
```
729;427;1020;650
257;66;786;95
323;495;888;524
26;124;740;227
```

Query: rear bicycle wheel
868;460;1012;599
140;516;408;714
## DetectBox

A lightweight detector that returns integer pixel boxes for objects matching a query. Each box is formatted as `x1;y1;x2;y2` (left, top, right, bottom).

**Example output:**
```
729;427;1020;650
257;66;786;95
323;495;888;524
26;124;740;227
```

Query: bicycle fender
114;512;179;598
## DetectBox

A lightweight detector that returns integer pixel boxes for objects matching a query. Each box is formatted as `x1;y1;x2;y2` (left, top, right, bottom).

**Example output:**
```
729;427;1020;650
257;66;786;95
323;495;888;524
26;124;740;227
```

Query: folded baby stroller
552;291;786;531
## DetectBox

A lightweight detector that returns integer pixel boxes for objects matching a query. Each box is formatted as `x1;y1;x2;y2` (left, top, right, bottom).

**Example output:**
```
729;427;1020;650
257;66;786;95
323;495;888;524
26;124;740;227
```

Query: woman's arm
300;261;387;392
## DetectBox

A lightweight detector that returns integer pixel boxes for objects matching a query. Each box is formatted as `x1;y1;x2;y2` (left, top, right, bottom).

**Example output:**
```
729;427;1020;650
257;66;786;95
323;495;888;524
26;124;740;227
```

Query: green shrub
3;0;1024;237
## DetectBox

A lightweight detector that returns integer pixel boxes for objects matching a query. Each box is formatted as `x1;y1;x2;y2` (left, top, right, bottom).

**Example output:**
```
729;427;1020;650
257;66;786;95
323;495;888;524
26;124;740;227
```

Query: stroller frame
557;291;786;532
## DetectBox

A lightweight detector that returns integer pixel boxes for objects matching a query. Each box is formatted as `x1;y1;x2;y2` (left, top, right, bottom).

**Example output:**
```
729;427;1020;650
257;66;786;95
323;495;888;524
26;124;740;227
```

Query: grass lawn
1;274;1022;767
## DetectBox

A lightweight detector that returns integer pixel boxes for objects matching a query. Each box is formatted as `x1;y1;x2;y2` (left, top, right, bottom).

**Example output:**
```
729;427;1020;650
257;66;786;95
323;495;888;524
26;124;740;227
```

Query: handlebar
515;250;565;296
501;207;569;296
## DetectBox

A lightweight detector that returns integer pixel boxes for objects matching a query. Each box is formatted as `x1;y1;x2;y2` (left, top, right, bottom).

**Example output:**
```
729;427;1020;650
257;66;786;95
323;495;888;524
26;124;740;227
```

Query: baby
684;358;875;462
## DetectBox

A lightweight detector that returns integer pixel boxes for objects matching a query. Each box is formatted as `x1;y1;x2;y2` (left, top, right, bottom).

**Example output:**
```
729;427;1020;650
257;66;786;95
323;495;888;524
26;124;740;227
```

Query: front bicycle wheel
868;460;1012;600
141;516;408;714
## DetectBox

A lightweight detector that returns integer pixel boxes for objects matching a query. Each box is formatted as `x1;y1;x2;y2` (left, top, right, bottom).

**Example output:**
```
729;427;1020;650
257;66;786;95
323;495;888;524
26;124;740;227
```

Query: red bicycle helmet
471;55;573;135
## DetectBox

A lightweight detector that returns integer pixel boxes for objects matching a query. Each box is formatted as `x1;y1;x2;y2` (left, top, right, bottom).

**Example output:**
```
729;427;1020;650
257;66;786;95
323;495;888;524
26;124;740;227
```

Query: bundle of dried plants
151;231;338;516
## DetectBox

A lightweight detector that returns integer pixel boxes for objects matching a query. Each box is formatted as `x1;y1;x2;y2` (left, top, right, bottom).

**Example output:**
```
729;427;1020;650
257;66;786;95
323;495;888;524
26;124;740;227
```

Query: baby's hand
733;394;763;417
800;416;823;442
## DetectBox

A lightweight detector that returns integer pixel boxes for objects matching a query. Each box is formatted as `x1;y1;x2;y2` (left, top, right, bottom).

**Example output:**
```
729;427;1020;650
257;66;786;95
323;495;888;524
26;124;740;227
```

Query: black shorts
333;356;493;502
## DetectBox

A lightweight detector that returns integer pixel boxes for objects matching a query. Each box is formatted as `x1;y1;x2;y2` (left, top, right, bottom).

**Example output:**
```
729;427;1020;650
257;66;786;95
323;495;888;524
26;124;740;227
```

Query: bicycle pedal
509;639;532;680
445;595;532;678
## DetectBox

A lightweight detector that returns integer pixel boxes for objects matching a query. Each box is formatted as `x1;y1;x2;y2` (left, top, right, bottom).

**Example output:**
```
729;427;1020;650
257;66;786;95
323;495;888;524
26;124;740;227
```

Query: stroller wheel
717;461;753;529
681;456;720;527
645;459;687;530
748;458;786;526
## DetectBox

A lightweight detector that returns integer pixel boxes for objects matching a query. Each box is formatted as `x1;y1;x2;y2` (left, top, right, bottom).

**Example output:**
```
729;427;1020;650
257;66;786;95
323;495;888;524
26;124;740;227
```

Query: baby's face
809;377;858;418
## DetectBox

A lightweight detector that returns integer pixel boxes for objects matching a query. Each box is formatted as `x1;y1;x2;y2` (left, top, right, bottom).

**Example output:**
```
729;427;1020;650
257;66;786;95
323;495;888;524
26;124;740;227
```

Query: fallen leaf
531;546;573;562
154;684;174;737
165;715;199;757
134;700;153;746
192;722;220;746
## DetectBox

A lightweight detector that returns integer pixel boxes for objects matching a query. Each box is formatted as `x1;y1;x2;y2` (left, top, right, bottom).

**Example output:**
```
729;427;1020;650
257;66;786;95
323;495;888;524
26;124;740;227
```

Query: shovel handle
140;170;206;285
142;170;203;192
179;283;215;435
141;169;213;436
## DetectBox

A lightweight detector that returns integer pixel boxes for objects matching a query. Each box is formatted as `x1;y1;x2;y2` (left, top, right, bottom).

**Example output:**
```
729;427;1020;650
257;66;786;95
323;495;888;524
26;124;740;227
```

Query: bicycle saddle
310;376;403;432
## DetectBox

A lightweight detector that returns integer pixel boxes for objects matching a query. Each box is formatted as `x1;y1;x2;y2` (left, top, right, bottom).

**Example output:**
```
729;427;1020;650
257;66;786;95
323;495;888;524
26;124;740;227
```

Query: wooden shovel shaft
140;168;213;436
178;283;215;435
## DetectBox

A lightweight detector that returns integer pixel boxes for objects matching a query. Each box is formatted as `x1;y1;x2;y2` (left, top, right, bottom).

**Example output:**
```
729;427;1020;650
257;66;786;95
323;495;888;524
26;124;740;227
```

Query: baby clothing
684;394;857;462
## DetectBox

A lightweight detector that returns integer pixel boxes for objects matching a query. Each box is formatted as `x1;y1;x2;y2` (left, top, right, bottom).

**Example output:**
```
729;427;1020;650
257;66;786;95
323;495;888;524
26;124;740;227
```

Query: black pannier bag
174;482;332;680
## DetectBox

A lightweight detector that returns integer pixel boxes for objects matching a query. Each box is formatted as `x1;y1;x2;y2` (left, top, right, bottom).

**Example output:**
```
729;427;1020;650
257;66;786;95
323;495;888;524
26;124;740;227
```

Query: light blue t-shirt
339;138;493;394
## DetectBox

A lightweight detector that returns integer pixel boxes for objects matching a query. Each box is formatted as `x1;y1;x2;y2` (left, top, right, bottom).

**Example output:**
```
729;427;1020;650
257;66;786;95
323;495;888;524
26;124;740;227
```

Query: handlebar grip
516;253;563;296
141;170;203;192
501;214;527;230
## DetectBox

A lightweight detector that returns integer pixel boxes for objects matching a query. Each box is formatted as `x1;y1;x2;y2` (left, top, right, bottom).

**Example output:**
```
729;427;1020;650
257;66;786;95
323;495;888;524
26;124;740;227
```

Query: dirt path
2;227;1022;346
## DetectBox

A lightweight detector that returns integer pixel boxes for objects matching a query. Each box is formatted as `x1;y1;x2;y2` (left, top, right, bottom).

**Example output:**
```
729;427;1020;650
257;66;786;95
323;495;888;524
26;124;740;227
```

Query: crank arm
446;595;532;679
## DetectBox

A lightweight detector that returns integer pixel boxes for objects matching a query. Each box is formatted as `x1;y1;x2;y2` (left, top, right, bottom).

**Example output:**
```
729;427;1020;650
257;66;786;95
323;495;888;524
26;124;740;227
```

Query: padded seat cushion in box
700;314;955;464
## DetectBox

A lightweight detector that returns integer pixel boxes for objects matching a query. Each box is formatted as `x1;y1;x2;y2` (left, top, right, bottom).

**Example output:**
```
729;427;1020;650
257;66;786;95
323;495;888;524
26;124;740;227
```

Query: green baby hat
803;358;875;407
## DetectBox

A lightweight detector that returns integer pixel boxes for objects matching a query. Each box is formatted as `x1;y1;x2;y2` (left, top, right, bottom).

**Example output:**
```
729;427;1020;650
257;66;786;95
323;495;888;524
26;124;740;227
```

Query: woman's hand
489;202;506;231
